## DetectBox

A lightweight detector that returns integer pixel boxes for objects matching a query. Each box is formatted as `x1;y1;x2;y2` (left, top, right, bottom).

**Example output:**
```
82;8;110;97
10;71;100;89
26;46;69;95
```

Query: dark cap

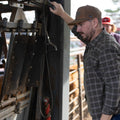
68;5;101;25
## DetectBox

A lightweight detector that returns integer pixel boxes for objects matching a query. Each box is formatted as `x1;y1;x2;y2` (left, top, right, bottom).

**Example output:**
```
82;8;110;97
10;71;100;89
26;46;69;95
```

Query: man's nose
76;25;81;32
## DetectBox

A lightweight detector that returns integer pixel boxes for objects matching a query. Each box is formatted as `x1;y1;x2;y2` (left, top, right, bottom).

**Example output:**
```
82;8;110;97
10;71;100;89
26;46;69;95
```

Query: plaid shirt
72;26;120;120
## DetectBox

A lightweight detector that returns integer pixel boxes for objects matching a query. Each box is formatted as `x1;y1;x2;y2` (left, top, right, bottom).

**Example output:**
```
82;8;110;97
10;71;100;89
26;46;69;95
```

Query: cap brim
102;22;112;25
68;18;89;25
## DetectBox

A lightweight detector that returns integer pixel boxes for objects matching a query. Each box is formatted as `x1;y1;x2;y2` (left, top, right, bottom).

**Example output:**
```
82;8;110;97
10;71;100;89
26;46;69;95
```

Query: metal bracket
17;19;24;33
9;1;24;8
15;102;21;114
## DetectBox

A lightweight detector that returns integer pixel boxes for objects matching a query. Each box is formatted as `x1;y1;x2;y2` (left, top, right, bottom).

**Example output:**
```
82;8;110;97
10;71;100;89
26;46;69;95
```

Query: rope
44;97;51;120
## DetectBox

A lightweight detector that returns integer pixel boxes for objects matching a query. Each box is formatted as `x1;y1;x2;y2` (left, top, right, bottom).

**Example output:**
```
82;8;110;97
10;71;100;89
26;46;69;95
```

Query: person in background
50;2;120;120
102;17;120;44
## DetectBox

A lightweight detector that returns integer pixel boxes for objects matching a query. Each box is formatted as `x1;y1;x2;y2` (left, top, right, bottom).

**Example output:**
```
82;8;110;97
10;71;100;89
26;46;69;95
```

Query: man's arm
50;2;74;30
50;2;88;46
99;43;120;120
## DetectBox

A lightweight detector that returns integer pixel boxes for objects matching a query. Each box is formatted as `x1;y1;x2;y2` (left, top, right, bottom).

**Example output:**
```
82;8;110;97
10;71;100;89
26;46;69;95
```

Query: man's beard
80;29;95;42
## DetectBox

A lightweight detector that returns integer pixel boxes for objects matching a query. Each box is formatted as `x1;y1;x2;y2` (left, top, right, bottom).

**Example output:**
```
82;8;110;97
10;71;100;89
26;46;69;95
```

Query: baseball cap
68;5;101;25
102;17;113;25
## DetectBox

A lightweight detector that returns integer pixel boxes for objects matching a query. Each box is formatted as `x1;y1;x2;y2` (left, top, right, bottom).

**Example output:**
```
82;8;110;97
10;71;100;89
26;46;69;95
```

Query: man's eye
78;23;82;26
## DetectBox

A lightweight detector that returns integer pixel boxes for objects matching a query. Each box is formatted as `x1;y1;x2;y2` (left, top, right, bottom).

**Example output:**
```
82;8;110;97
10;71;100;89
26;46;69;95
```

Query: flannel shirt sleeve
99;43;120;115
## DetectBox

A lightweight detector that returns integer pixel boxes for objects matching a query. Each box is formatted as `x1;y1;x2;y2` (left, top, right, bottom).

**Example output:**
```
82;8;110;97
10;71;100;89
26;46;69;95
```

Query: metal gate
69;47;89;120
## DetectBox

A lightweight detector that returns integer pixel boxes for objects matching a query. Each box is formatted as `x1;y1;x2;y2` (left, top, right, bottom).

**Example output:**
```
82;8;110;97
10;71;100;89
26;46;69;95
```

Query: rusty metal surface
18;36;36;91
0;0;70;120
0;21;42;33
1;34;28;97
0;1;41;13
0;34;37;98
27;36;46;87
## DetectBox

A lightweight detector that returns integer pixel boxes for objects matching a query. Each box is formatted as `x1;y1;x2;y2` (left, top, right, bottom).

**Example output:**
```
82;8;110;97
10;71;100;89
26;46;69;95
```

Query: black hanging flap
1;34;28;97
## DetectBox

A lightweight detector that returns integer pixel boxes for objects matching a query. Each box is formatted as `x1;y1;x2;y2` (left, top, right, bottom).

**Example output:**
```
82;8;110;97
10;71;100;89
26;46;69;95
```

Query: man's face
76;20;95;42
103;24;112;33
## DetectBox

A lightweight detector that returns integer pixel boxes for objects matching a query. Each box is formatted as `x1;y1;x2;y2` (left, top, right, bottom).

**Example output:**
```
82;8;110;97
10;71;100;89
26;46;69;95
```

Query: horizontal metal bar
0;91;30;108
70;51;82;57
69;96;79;105
69;87;78;95
82;98;86;104
4;29;39;32
0;98;30;119
19;103;29;113
0;102;29;119
82;105;88;112
16;91;30;100
2;22;41;29
69;104;79;115
69;69;77;74
0;105;15;119
0;112;15;120
0;21;42;32
72;114;79;120
18;98;30;107
70;47;85;52
69;78;78;85
0;97;16;107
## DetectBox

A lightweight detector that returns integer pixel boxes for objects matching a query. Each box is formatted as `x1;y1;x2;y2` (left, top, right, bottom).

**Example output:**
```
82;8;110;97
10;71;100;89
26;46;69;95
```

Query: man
50;2;120;120
102;16;120;44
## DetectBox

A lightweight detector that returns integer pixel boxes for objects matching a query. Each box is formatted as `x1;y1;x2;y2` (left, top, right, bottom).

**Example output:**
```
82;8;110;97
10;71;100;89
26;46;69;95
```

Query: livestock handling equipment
0;0;70;120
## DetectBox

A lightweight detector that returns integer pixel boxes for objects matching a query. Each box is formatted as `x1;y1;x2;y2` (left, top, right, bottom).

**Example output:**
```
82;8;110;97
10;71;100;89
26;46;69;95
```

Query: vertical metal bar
60;0;70;120
77;54;83;120
0;14;7;58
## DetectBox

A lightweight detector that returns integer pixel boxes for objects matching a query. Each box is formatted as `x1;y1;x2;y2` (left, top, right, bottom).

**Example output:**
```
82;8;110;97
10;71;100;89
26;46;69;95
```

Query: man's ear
92;18;98;28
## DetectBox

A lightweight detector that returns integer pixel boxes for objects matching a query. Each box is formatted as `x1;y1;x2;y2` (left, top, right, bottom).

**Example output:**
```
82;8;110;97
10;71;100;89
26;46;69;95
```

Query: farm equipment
0;0;70;120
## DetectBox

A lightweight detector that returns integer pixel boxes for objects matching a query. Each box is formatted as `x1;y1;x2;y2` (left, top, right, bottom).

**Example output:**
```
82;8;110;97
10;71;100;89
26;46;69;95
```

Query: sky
1;0;119;24
71;0;118;18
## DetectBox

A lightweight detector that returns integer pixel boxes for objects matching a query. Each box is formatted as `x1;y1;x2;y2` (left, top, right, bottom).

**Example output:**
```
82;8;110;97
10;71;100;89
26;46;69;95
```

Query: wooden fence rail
69;47;89;120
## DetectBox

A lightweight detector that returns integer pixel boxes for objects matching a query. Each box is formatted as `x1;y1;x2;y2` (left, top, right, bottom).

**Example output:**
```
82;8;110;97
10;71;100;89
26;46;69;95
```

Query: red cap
102;17;113;25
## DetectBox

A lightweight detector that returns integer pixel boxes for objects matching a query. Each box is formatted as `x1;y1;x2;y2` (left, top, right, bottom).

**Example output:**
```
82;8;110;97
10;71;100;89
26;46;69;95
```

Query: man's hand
49;1;74;30
100;114;112;120
49;2;65;17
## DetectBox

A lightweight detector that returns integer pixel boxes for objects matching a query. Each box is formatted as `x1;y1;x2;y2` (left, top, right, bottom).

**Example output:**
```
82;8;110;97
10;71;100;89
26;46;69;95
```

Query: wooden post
77;54;83;120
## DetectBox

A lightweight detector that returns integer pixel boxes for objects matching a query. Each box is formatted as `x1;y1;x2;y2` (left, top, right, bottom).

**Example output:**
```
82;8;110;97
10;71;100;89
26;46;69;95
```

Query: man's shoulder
96;32;118;50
